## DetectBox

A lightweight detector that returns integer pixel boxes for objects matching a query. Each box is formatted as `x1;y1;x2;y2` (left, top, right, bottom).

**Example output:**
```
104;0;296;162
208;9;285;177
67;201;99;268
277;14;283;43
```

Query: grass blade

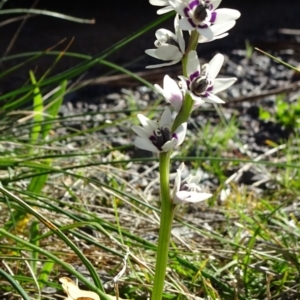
29;70;43;145
42;80;67;139
0;269;31;300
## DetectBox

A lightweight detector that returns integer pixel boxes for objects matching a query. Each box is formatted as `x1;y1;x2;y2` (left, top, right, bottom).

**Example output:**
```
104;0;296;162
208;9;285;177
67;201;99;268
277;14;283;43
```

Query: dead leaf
59;277;100;300
59;277;129;300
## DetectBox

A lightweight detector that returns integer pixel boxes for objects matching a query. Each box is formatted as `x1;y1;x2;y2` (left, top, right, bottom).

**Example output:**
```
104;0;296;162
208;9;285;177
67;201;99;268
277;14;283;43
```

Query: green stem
172;30;199;132
151;152;176;300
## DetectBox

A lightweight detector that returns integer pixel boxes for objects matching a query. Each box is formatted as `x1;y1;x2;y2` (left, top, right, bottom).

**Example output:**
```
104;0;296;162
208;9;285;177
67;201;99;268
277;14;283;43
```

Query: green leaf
42;80;67;139
29;70;43;145
259;107;271;120
0;269;31;300
29;220;40;274
38;261;55;289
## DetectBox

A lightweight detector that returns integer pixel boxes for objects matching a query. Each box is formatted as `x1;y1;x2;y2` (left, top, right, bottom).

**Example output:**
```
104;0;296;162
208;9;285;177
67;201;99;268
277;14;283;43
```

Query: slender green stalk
151;152;176;300
172;30;199;132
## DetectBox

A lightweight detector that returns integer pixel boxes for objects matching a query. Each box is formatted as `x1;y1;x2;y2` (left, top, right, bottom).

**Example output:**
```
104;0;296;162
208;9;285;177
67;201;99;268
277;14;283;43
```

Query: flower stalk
172;30;199;132
151;151;176;300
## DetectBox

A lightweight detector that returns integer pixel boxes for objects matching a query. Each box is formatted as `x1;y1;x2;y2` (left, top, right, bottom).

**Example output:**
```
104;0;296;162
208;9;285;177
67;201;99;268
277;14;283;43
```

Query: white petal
208;53;224;79
149;0;169;6
197;27;214;40
154;83;164;95
204;93;225;104
137;114;158;132
189;91;204;104
174;191;212;204
159;107;172;127
214;8;241;24
213;77;237;93
178;76;188;90
134;137;159;153
199;21;235;43
173;166;183;194
174;14;185;53
188;192;212;202
155;44;183;60
170;0;186;16
198;34;220;43
175;122;187;146
162;139;177;152
132;125;151;138
178;162;185;172
186;174;201;184
187;50;200;78
156;28;176;41
146;60;179;69
163;75;183;112
192;98;205;110
145;49;159;59
210;21;235;36
157;6;174;14
178;17;194;31
210;0;222;10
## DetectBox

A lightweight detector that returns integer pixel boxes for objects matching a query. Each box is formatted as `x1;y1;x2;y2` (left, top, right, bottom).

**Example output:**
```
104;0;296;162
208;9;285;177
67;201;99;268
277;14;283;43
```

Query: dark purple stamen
190;76;209;96
194;4;207;22
150;127;173;150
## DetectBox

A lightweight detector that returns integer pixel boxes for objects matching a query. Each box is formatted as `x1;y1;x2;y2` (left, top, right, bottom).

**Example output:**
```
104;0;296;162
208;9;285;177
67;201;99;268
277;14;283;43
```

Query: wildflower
154;75;204;111
149;0;173;15
179;50;236;104
173;163;212;204
145;14;185;69
170;0;240;40
132;108;187;153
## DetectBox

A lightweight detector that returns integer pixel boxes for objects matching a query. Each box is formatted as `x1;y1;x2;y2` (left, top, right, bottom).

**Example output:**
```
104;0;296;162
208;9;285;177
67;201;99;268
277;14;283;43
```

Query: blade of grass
255;47;300;73
42;80;67;139
29;70;43;145
0;228;112;300
0;184;105;292
0;12;173;101
29;220;39;275
0;38;67;80
0;269;31;300
38;261;55;289
0;8;95;23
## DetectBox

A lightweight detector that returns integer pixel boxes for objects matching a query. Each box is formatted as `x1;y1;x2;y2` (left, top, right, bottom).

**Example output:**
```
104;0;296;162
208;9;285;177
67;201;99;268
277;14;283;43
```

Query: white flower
170;0;240;40
155;74;205;111
145;14;185;69
179;50;236;104
149;0;173;15
132;108;187;153
173;163;212;204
